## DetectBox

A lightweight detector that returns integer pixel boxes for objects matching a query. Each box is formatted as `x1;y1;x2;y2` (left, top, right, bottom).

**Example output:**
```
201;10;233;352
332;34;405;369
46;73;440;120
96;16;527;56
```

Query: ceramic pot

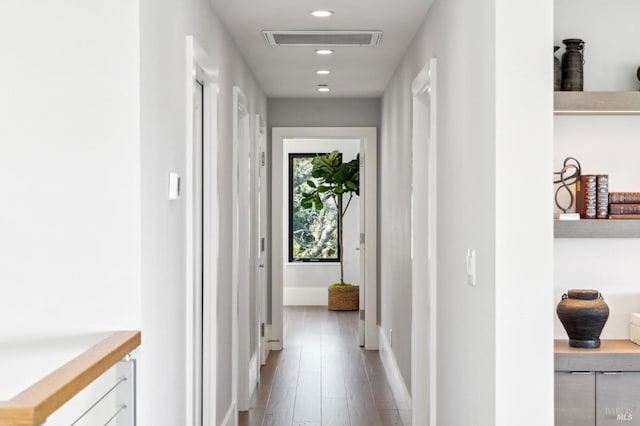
557;289;609;348
561;38;585;91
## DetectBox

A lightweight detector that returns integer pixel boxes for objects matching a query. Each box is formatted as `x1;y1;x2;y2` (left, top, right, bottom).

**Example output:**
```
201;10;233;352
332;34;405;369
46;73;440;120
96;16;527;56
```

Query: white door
232;86;254;412
256;115;269;366
193;79;204;426
358;144;366;347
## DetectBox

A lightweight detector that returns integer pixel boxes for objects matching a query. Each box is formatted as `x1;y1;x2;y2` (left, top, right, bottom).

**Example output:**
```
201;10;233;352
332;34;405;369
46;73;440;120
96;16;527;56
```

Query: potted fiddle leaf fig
300;150;360;310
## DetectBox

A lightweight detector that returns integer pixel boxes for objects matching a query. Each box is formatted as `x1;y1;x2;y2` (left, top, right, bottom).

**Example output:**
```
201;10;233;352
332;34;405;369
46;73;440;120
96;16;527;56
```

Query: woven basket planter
328;285;359;311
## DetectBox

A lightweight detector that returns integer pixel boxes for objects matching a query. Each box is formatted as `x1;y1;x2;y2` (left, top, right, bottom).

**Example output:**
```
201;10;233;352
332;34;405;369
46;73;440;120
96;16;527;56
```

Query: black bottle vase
561;38;585;91
557;289;609;348
554;46;561;91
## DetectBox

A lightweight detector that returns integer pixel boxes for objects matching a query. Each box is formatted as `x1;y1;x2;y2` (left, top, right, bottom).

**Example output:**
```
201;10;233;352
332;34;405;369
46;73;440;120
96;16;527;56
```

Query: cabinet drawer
597;372;640;425
555;371;596;426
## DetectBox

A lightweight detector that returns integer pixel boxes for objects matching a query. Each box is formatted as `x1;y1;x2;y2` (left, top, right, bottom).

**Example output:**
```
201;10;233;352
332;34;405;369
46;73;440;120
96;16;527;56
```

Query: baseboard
284;287;327;306
249;352;258;394
269;340;283;351
260;325;270;365
378;326;412;411
221;402;235;426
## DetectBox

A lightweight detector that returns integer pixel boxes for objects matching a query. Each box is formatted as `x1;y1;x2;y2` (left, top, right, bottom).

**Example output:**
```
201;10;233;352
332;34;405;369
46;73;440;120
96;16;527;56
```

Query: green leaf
306;180;316;188
333;186;345;194
317;185;329;193
314;200;324;210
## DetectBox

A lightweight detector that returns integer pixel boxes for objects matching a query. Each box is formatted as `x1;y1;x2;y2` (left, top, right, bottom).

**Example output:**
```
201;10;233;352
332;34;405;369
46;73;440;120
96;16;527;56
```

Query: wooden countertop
0;330;140;426
555;339;640;372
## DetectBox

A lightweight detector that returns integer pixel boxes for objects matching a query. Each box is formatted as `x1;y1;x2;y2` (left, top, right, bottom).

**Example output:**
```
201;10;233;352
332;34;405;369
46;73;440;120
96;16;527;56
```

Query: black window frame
288;152;342;263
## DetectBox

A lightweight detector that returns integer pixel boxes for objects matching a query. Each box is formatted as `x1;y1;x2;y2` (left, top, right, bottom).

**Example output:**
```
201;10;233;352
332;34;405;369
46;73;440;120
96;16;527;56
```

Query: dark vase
557;289;609;348
554;46;561;91
561;38;585;91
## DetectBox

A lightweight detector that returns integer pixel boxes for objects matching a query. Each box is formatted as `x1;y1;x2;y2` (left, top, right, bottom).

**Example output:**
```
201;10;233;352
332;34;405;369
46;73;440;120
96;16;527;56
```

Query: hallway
240;306;410;426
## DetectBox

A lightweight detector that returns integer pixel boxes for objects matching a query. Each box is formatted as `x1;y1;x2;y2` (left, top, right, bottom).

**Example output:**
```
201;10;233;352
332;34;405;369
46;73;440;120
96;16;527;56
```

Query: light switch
169;172;181;200
466;248;476;287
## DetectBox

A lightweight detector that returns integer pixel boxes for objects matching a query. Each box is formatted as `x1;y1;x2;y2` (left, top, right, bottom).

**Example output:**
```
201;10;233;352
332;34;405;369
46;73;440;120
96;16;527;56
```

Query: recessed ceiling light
318;85;330;92
315;49;334;55
311;10;334;18
316;70;331;75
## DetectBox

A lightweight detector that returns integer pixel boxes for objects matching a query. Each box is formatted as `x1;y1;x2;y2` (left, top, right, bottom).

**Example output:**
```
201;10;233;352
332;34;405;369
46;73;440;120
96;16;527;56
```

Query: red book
609;204;640;215
609;192;640;204
576;175;597;219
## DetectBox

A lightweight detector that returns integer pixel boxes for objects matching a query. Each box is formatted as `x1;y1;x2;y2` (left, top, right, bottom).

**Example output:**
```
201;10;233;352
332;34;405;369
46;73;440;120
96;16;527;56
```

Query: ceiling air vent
263;31;382;47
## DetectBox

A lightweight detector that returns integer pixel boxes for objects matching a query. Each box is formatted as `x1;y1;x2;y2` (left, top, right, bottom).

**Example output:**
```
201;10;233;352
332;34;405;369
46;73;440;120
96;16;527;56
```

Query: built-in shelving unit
554;91;640;238
554;219;640;238
554;91;640;115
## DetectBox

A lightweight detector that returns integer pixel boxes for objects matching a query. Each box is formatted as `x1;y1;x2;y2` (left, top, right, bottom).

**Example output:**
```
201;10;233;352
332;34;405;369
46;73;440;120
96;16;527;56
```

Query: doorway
271;127;378;351
410;58;437;425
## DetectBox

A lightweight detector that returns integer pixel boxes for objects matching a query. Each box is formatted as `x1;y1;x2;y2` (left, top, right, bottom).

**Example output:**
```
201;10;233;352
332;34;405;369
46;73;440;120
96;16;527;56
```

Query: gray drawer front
596;372;640;425
556;371;596;426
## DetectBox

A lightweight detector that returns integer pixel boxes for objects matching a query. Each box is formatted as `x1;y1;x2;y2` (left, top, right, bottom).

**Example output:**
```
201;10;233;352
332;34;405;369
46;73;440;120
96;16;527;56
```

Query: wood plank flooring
239;306;410;426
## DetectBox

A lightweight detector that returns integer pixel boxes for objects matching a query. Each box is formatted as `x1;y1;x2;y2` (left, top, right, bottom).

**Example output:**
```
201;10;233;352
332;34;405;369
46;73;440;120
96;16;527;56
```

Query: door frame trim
185;36;219;426
410;58;438;426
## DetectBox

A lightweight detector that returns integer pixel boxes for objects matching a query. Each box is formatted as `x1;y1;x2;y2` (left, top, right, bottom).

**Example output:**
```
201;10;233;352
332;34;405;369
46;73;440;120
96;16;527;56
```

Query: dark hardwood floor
239;306;410;426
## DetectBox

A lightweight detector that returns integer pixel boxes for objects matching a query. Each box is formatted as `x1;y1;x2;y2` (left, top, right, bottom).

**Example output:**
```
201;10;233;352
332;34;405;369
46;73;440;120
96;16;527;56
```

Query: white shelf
554;219;640;238
554;91;640;115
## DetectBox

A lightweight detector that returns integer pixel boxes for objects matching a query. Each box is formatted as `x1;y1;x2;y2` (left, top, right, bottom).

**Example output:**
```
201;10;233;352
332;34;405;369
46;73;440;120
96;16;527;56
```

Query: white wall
268;98;382;129
495;0;554;424
554;0;640;340
0;1;141;338
140;0;266;423
0;1;141;423
381;0;554;424
1;1;267;424
555;0;639;92
282;139;360;305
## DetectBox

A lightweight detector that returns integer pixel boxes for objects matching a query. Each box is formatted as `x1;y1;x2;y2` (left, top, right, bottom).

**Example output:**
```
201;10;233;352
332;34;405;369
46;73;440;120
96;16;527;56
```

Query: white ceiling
210;0;433;98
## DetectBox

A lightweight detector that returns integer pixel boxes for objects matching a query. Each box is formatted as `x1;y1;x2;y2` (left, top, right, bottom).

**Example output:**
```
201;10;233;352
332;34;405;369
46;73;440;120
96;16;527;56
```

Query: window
289;153;340;262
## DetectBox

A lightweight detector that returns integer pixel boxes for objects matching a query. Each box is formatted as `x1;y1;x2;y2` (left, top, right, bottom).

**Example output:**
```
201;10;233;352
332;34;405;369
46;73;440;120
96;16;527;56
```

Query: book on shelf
575;174;609;219
609;214;640;219
609;192;640;204
576;174;597;219
597;175;609;219
609;203;640;215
